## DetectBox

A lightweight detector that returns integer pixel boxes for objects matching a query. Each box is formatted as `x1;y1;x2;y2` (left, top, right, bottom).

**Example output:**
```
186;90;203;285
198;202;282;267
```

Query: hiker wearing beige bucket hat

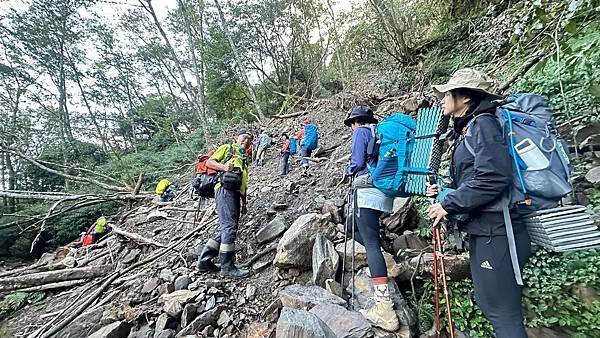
426;68;531;338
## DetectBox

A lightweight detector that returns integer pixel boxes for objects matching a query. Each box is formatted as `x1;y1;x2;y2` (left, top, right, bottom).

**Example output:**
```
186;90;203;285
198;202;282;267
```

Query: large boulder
309;303;372;338
349;268;415;330
392;232;429;253
312;234;339;287
87;321;132;338
158;290;199;318
276;307;336;338
335;240;368;271
176;306;224;337
585;166;600;184
274;213;335;268
336;240;400;277
382;198;419;233
279;284;347;310
55;305;109;337
256;215;288;244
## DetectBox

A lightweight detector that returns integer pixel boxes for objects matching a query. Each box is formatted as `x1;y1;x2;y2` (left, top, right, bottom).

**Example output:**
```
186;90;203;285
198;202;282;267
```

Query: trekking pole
434;225;455;338
341;181;350;291
428;175;455;338
350;178;356;310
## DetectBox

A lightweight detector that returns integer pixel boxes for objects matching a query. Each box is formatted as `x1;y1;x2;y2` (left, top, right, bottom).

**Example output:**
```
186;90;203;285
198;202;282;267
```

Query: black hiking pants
469;228;531;338
346;207;387;278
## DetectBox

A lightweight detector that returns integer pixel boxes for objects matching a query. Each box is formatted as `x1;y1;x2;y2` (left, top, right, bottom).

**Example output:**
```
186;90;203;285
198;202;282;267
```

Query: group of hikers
82;68;563;337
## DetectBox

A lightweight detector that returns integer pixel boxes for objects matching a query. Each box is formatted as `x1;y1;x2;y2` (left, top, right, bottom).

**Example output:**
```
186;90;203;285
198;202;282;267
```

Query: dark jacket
345;126;376;177
441;102;522;236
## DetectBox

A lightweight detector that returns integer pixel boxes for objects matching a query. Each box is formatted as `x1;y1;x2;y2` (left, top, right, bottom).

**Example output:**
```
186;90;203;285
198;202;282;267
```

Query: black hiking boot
196;245;219;272
219;251;250;278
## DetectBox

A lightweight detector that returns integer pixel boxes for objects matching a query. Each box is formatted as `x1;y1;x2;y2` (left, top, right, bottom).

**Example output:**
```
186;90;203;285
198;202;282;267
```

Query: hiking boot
219;251;250;278
359;298;400;332
196;245;219;272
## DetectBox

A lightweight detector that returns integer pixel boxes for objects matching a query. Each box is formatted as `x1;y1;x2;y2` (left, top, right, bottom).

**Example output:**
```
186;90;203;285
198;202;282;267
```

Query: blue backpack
304;124;319;150
289;137;297;155
369;113;425;197
463;93;572;212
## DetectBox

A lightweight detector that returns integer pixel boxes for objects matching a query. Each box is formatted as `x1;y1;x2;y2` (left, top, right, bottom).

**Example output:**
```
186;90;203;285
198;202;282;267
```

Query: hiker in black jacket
427;68;531;338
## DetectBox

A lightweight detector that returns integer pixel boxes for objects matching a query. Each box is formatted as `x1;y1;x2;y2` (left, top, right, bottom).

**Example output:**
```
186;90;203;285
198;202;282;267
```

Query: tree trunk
179;0;210;145
0;265;113;292
140;0;204;124
5;151;16;212
213;0;265;122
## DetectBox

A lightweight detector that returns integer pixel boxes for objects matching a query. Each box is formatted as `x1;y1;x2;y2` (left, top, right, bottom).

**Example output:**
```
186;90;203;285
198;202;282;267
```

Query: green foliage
0;292;45;321
523;249;600;337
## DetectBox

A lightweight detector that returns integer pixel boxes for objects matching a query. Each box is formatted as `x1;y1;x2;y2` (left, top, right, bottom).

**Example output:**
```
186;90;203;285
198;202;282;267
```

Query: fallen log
111;226;166;248
14;279;87;292
0;265;112;292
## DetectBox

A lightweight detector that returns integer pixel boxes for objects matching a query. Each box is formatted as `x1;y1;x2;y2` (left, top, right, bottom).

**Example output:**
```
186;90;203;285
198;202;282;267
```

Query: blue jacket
345;126;376;177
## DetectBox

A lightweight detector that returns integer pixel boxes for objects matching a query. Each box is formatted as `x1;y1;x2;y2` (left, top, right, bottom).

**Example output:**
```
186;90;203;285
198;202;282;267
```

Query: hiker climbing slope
427;68;531;338
300;119;318;173
342;105;400;332
255;129;271;166
196;129;252;278
280;133;291;175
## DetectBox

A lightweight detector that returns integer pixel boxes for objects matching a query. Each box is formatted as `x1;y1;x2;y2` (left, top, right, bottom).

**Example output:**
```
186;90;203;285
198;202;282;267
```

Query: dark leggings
346;207;387;278
469;229;531;338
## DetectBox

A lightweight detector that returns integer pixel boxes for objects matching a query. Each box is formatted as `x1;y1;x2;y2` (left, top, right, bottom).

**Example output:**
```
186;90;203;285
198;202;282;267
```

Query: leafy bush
0;292;45;321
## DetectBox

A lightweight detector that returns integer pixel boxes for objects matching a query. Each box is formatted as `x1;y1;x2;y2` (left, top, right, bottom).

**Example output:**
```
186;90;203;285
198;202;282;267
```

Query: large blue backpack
289;137;297;155
369;113;426;197
463;93;572;213
304;124;319;150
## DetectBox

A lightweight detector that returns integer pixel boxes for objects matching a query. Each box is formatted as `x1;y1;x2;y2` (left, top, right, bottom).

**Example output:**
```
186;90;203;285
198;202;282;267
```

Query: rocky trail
1;82;598;338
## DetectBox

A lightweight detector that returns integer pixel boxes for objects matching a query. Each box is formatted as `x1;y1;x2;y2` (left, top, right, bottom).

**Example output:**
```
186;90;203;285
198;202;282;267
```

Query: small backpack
192;145;236;198
155;179;170;195
289;137;297;155
304;124;319;150
463;93;572;213
368;113;427;197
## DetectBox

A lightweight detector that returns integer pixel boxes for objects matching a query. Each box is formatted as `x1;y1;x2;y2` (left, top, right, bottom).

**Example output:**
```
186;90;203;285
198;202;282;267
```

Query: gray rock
217;310;231;327
187;280;200;291
349;267;415;329
88;321;132;338
309;303;372;338
141;277;160;294
55;305;108;337
312;234;339;287
322;200;342;223
174;276;191;291
205;295;216;311
157;283;174;296
200;326;214;337
335;240;368;271
159;268;175;283
181;304;196;328
127;323;153;338
122;248;140;265
155;313;170;332
276;307;336;338
245;285;257;299
274;213;336;268
176;306;223;337
382;198;419;233
392;232;429;253
586;166;600;184
252;260;271;272
256;215;288;244
154;329;176;338
279;284;346;310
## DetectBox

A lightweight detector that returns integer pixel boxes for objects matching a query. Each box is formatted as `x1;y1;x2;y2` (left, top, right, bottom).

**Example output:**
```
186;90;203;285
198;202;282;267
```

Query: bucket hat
344;105;378;127
432;68;501;100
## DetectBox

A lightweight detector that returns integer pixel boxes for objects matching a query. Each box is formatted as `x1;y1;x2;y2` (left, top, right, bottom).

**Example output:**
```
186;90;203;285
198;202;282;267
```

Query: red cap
303;119;311;125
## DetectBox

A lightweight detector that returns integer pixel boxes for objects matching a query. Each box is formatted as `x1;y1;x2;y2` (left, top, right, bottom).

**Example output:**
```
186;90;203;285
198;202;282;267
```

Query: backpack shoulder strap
462;113;497;157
